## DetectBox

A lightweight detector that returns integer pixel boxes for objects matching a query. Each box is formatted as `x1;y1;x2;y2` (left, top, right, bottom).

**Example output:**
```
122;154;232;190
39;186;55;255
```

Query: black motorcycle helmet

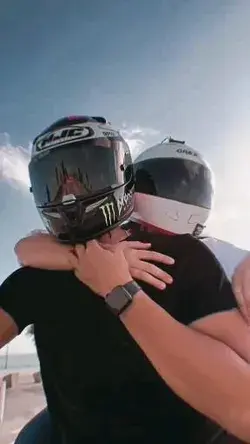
29;116;135;243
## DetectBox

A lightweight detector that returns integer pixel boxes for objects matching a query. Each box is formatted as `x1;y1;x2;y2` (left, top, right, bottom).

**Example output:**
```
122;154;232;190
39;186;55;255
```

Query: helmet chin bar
42;186;135;245
132;194;210;237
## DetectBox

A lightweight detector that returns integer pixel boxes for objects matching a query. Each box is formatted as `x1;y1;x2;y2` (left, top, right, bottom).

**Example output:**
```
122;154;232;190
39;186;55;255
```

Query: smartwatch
105;280;141;316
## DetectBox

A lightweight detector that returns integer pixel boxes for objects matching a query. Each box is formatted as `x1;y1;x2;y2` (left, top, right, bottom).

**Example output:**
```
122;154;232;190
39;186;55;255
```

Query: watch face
105;286;132;314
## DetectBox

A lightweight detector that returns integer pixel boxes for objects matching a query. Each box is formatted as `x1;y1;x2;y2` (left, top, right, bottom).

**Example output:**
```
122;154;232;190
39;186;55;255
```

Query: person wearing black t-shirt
1;122;250;444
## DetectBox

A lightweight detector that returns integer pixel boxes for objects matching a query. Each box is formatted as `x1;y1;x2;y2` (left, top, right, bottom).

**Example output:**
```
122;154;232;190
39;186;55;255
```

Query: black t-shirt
0;232;237;443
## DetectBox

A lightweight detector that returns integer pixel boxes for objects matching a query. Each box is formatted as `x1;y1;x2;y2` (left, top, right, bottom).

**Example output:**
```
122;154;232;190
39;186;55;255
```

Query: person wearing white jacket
203;237;250;323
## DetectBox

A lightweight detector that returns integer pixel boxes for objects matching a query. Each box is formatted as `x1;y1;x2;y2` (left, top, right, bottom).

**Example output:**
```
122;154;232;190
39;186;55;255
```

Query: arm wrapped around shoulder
14;231;76;270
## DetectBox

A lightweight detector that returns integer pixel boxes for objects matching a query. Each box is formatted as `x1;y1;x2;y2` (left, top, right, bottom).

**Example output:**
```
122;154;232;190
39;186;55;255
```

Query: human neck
133;220;177;236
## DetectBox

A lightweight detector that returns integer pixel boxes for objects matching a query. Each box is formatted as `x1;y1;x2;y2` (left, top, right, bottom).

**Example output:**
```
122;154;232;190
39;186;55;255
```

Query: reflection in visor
46;161;91;206
29;138;130;207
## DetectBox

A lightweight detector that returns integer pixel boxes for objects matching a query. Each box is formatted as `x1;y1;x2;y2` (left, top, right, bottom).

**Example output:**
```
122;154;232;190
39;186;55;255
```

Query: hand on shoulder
233;253;250;324
14;230;175;290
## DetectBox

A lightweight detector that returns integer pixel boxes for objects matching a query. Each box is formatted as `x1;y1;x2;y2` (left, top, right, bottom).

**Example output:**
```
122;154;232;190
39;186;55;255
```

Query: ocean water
0;353;39;375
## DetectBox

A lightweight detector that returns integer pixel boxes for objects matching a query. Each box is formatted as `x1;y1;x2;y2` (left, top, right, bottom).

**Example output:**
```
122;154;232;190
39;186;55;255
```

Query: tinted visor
135;158;213;209
29;138;129;207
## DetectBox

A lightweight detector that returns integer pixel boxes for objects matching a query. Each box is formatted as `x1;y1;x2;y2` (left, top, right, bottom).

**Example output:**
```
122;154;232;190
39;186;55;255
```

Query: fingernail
160;283;166;290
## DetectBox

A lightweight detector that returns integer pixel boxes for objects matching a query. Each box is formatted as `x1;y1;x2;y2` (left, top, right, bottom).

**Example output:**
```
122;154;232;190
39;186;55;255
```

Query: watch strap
105;280;141;316
122;280;141;297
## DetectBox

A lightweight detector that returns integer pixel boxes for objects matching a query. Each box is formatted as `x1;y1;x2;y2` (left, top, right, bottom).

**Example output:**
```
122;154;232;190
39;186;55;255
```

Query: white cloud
203;125;250;249
0;133;30;191
0;126;160;194
0;126;159;192
121;125;160;159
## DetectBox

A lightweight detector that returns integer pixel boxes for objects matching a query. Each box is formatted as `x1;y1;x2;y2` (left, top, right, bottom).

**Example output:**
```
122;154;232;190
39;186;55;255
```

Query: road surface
0;374;45;444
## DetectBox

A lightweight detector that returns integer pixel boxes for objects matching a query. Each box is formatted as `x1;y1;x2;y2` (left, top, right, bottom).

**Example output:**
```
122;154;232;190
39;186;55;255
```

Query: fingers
137;249;175;265
232;255;250;324
76;240;101;256
233;285;246;317
86;239;102;250
100;243;113;251
241;274;250;324
68;251;79;269
232;274;243;306
244;303;250;325
101;241;151;252
130;268;167;290
133;261;173;285
122;241;151;250
139;260;173;284
233;276;250;324
75;244;86;259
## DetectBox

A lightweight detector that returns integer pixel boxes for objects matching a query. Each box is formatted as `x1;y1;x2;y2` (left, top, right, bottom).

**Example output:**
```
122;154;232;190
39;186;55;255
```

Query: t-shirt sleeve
183;240;238;324
0;267;39;333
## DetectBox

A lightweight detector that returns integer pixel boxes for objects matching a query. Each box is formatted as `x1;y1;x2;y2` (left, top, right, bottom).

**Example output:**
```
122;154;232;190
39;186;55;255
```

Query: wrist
105;280;141;316
119;290;145;321
104;274;133;296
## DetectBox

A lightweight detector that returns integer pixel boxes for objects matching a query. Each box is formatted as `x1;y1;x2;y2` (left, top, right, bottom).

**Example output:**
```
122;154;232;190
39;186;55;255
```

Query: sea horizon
0;352;39;375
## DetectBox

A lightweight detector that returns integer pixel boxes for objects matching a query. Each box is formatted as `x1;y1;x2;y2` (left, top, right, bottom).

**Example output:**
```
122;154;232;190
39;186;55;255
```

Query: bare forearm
121;291;250;441
0;309;18;349
15;235;73;270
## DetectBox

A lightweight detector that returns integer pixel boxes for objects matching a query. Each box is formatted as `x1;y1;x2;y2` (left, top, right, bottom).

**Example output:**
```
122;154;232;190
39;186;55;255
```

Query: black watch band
105;280;141;316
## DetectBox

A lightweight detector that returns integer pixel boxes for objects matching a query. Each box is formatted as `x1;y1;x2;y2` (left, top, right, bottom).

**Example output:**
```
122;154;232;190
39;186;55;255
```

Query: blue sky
1;0;250;353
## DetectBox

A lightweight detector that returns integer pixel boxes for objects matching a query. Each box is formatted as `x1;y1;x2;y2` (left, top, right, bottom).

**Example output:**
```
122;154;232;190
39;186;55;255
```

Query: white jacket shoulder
202;238;249;281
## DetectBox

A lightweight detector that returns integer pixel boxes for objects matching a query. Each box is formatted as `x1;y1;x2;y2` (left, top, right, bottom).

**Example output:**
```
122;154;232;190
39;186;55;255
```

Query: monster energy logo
100;202;116;226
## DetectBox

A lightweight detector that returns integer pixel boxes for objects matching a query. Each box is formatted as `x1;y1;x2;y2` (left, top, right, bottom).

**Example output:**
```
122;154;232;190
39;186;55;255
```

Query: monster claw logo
115;187;134;217
100;202;116;226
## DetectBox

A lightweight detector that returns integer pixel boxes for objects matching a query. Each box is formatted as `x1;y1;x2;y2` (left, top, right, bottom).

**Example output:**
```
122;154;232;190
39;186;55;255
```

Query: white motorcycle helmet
132;137;214;236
